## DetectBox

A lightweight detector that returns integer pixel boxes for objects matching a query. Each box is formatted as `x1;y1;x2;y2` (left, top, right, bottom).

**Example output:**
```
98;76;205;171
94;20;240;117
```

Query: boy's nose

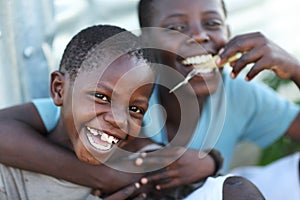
187;24;210;44
103;109;128;131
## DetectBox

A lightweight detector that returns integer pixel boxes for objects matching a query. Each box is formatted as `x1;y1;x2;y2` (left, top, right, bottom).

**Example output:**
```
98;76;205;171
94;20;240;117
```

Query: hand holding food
217;32;300;82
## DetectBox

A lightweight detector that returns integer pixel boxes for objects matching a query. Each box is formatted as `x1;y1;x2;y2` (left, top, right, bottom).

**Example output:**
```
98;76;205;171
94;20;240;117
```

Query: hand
101;182;147;200
92;161;144;194
217;32;300;81
139;148;215;190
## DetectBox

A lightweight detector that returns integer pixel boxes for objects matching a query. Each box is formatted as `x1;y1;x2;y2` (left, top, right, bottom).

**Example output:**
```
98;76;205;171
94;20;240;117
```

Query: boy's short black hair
59;24;147;81
138;0;228;28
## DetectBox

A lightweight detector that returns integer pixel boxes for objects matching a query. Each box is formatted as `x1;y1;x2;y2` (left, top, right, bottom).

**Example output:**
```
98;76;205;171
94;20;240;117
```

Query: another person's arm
0;102;222;192
217;32;300;141
134;147;221;190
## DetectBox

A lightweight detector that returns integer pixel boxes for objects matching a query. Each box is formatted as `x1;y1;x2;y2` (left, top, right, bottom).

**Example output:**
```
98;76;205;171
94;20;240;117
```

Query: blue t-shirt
32;70;300;172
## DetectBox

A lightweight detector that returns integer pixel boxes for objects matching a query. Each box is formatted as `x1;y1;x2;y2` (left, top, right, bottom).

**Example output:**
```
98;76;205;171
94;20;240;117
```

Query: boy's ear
50;71;65;106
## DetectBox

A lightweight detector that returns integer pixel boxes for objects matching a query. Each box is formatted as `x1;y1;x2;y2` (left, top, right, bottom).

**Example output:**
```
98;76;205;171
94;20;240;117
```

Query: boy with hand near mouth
136;0;300;198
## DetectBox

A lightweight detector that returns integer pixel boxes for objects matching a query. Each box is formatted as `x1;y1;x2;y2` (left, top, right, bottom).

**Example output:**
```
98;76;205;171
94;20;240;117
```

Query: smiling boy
51;33;154;165
0;24;155;200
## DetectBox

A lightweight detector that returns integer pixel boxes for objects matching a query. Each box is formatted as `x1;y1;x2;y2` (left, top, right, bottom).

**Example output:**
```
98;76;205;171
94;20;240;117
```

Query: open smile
181;54;218;74
86;126;120;151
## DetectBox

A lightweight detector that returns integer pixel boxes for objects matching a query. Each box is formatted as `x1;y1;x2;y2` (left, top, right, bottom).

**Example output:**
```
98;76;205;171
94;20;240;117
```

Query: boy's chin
74;145;115;165
76;151;112;165
193;86;219;96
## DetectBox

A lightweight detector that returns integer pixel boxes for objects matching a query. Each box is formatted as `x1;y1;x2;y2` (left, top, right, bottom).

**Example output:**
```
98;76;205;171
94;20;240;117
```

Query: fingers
245;59;270;81
103;182;146;200
220;32;265;60
155;178;181;190
141;170;175;183
135;153;146;166
218;32;278;80
141;169;180;190
229;47;263;79
133;147;185;172
134;151;179;170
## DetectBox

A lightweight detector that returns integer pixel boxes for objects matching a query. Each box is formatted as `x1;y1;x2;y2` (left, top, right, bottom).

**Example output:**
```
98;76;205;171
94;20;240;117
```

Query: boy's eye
204;19;223;29
129;106;144;114
95;93;109;102
166;24;187;32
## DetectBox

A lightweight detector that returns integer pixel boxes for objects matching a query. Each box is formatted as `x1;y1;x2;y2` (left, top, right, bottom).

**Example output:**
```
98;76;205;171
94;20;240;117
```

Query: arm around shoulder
0;102;47;134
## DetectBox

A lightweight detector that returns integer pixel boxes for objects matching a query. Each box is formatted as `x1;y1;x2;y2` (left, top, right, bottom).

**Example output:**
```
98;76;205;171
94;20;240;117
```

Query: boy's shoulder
32;98;60;132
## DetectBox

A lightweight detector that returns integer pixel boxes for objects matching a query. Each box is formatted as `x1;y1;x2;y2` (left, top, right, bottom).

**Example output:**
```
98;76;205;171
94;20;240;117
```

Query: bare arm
285;113;300;141
0;102;222;195
0;102;142;193
218;32;300;142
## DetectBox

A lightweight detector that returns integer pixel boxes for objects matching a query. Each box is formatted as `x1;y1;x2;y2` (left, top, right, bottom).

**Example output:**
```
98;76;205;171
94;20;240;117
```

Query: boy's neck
48;121;73;150
158;86;203;144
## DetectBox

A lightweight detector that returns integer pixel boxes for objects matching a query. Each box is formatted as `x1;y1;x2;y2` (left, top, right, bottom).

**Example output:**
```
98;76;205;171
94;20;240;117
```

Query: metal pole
0;0;55;108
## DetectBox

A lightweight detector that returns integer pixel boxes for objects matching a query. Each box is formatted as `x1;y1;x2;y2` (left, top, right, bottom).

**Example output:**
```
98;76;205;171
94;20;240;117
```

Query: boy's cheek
75;142;102;165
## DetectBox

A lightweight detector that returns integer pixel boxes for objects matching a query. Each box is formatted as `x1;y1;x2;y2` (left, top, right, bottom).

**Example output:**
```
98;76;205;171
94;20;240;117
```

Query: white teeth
182;54;213;65
112;138;118;144
87;132;112;151
101;133;109;142
87;127;99;136
92;130;99;136
86;126;120;147
107;136;114;144
108;136;118;144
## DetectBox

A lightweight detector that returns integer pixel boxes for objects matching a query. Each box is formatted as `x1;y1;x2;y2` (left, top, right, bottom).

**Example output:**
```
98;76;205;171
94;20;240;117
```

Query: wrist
203;149;224;176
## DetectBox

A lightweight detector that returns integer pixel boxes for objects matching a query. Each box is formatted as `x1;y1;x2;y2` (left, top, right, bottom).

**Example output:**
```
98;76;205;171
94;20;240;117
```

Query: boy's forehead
80;50;134;73
150;0;224;17
77;54;151;83
73;56;153;98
